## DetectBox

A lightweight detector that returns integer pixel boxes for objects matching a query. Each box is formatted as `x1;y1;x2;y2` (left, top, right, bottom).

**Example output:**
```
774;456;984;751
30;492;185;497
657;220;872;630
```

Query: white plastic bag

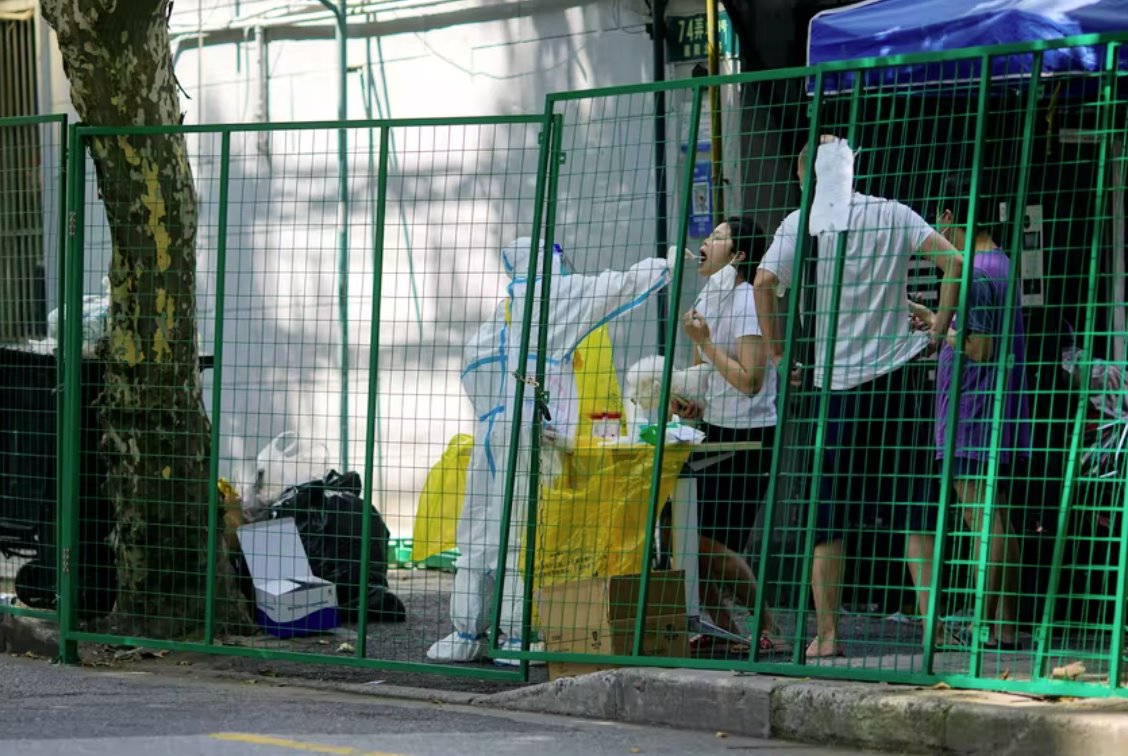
46;276;111;355
250;431;332;520
810;137;855;235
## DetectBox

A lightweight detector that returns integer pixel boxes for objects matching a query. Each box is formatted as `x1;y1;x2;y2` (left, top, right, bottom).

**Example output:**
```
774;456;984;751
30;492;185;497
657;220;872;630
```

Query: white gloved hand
542;422;574;451
666;245;694;266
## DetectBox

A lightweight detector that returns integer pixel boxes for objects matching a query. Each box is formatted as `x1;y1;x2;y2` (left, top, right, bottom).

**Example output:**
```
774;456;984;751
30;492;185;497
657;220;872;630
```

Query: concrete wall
38;0;684;535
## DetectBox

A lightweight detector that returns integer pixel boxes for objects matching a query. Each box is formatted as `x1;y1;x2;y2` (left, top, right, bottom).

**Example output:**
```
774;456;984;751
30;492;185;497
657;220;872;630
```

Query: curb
7;611;1128;755
477;668;1128;756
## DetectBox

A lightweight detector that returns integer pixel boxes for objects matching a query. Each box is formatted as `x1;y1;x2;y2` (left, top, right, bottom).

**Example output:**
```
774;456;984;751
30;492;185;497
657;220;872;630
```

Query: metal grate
0;8;46;343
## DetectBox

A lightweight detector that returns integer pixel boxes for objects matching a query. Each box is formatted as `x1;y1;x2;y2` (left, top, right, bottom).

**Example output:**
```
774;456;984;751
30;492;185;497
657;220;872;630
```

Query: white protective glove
541;422;574;452
666;245;695;267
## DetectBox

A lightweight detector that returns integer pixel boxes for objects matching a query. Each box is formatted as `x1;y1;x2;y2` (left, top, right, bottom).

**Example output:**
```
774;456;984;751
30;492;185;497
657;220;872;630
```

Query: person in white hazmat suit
427;237;680;663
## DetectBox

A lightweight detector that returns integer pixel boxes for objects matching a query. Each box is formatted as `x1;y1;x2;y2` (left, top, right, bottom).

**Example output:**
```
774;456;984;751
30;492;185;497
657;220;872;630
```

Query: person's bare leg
991;515;1020;644
807;539;845;658
700;579;737;636
957;480;1020;645
905;533;949;646
698;536;779;635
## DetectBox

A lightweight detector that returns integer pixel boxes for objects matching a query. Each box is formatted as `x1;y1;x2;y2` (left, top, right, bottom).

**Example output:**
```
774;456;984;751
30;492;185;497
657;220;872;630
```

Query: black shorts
816;362;936;545
694;423;776;554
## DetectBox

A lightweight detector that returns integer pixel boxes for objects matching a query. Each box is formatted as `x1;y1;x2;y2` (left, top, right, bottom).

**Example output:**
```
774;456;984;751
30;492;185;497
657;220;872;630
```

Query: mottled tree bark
40;0;246;635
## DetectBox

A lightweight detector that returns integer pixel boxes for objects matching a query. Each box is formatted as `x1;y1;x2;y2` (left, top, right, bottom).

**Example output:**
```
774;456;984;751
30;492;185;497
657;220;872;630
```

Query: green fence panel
497;32;1128;699
0;113;67;624
57;115;552;680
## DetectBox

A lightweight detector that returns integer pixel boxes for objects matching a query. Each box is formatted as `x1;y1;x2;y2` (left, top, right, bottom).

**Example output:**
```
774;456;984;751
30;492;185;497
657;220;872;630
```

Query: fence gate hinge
66;211;77;237
557;151;567;165
61;547;71;575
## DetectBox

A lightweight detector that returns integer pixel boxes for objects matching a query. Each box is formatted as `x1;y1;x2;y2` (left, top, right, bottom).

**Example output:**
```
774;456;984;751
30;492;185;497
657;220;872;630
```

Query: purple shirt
935;249;1032;463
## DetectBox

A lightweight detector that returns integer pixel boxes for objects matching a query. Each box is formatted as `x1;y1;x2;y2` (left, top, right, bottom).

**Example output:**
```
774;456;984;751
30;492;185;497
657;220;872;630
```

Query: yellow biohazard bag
529;441;691;588
410;326;624;563
571;326;623;438
410;434;473;562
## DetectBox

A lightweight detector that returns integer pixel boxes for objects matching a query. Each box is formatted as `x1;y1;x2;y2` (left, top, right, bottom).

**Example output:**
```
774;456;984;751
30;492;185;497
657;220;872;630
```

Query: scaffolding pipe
652;0;670;356
706;0;723;224
315;0;350;472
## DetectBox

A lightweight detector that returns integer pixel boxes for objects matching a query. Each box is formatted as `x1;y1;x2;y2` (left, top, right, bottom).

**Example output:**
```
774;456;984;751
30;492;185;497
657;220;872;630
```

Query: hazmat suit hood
501;237;572;280
501;237;540;279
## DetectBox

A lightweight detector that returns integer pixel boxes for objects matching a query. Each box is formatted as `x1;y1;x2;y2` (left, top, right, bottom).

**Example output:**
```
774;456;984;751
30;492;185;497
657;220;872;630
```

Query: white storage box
236;517;339;638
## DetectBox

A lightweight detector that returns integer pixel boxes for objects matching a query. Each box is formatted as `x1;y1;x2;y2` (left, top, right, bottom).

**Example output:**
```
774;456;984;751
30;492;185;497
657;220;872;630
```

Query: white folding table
668;440;763;640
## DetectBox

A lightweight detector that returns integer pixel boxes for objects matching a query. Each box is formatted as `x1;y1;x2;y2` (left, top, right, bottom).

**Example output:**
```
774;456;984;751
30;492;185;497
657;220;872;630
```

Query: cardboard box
237;517;339;638
535;571;688;681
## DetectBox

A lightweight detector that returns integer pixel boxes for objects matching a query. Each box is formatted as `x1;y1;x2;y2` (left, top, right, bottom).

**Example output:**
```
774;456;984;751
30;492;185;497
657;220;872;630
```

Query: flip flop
805;637;846;659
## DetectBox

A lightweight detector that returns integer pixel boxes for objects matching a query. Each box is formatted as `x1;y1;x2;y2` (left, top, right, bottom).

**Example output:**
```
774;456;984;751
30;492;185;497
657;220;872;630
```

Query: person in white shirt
753;137;963;659
677;216;788;656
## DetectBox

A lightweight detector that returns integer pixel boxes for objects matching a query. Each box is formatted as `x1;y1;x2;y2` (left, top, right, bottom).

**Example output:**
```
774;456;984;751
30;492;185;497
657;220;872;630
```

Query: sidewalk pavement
5;612;1128;755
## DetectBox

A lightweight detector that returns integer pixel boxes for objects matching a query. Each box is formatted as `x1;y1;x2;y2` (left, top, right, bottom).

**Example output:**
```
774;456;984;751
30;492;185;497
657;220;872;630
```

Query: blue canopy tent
806;0;1128;92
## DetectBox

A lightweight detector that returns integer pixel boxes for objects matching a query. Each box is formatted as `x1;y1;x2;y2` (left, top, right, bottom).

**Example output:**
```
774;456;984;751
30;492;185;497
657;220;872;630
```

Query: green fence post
487;109;557;671
312;0;351;473
967;51;1042;682
203;130;232;646
632;84;705;657
357;124;389;658
748;74;856;666
805;76;864;666
782;71;831;666
52;115;69;629
514;113;567;671
57;124;86;665
747;71;824;667
924;56;991;674
1033;41;1121;683
1092;43;1127;692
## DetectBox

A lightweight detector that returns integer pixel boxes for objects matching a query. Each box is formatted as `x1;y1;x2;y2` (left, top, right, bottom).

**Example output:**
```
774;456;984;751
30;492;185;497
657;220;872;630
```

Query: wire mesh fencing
57;115;547;677
18;31;1128;696
0;114;67;621
492;34;1128;698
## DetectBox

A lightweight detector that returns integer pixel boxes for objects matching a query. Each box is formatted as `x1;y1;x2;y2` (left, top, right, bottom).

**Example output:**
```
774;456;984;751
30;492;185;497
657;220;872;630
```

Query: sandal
690;633;756;658
758;631;792;657
934;627;967;651
689;634;729;657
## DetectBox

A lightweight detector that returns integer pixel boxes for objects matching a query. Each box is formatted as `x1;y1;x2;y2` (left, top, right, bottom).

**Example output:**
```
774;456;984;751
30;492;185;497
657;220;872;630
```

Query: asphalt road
0;655;872;756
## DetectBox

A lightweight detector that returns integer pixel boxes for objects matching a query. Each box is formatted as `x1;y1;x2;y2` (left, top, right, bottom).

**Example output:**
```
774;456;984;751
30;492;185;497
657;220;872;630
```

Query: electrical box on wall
999;200;1046;307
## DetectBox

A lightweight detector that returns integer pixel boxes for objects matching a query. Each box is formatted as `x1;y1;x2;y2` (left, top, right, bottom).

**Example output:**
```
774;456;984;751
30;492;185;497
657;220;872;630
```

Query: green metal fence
3;31;1126;698
55;114;551;679
494;32;1128;699
0;113;67;623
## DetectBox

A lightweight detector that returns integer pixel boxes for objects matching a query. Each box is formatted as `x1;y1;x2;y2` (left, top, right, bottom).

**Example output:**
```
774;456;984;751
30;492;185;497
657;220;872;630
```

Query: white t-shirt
760;194;934;391
693;279;777;429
